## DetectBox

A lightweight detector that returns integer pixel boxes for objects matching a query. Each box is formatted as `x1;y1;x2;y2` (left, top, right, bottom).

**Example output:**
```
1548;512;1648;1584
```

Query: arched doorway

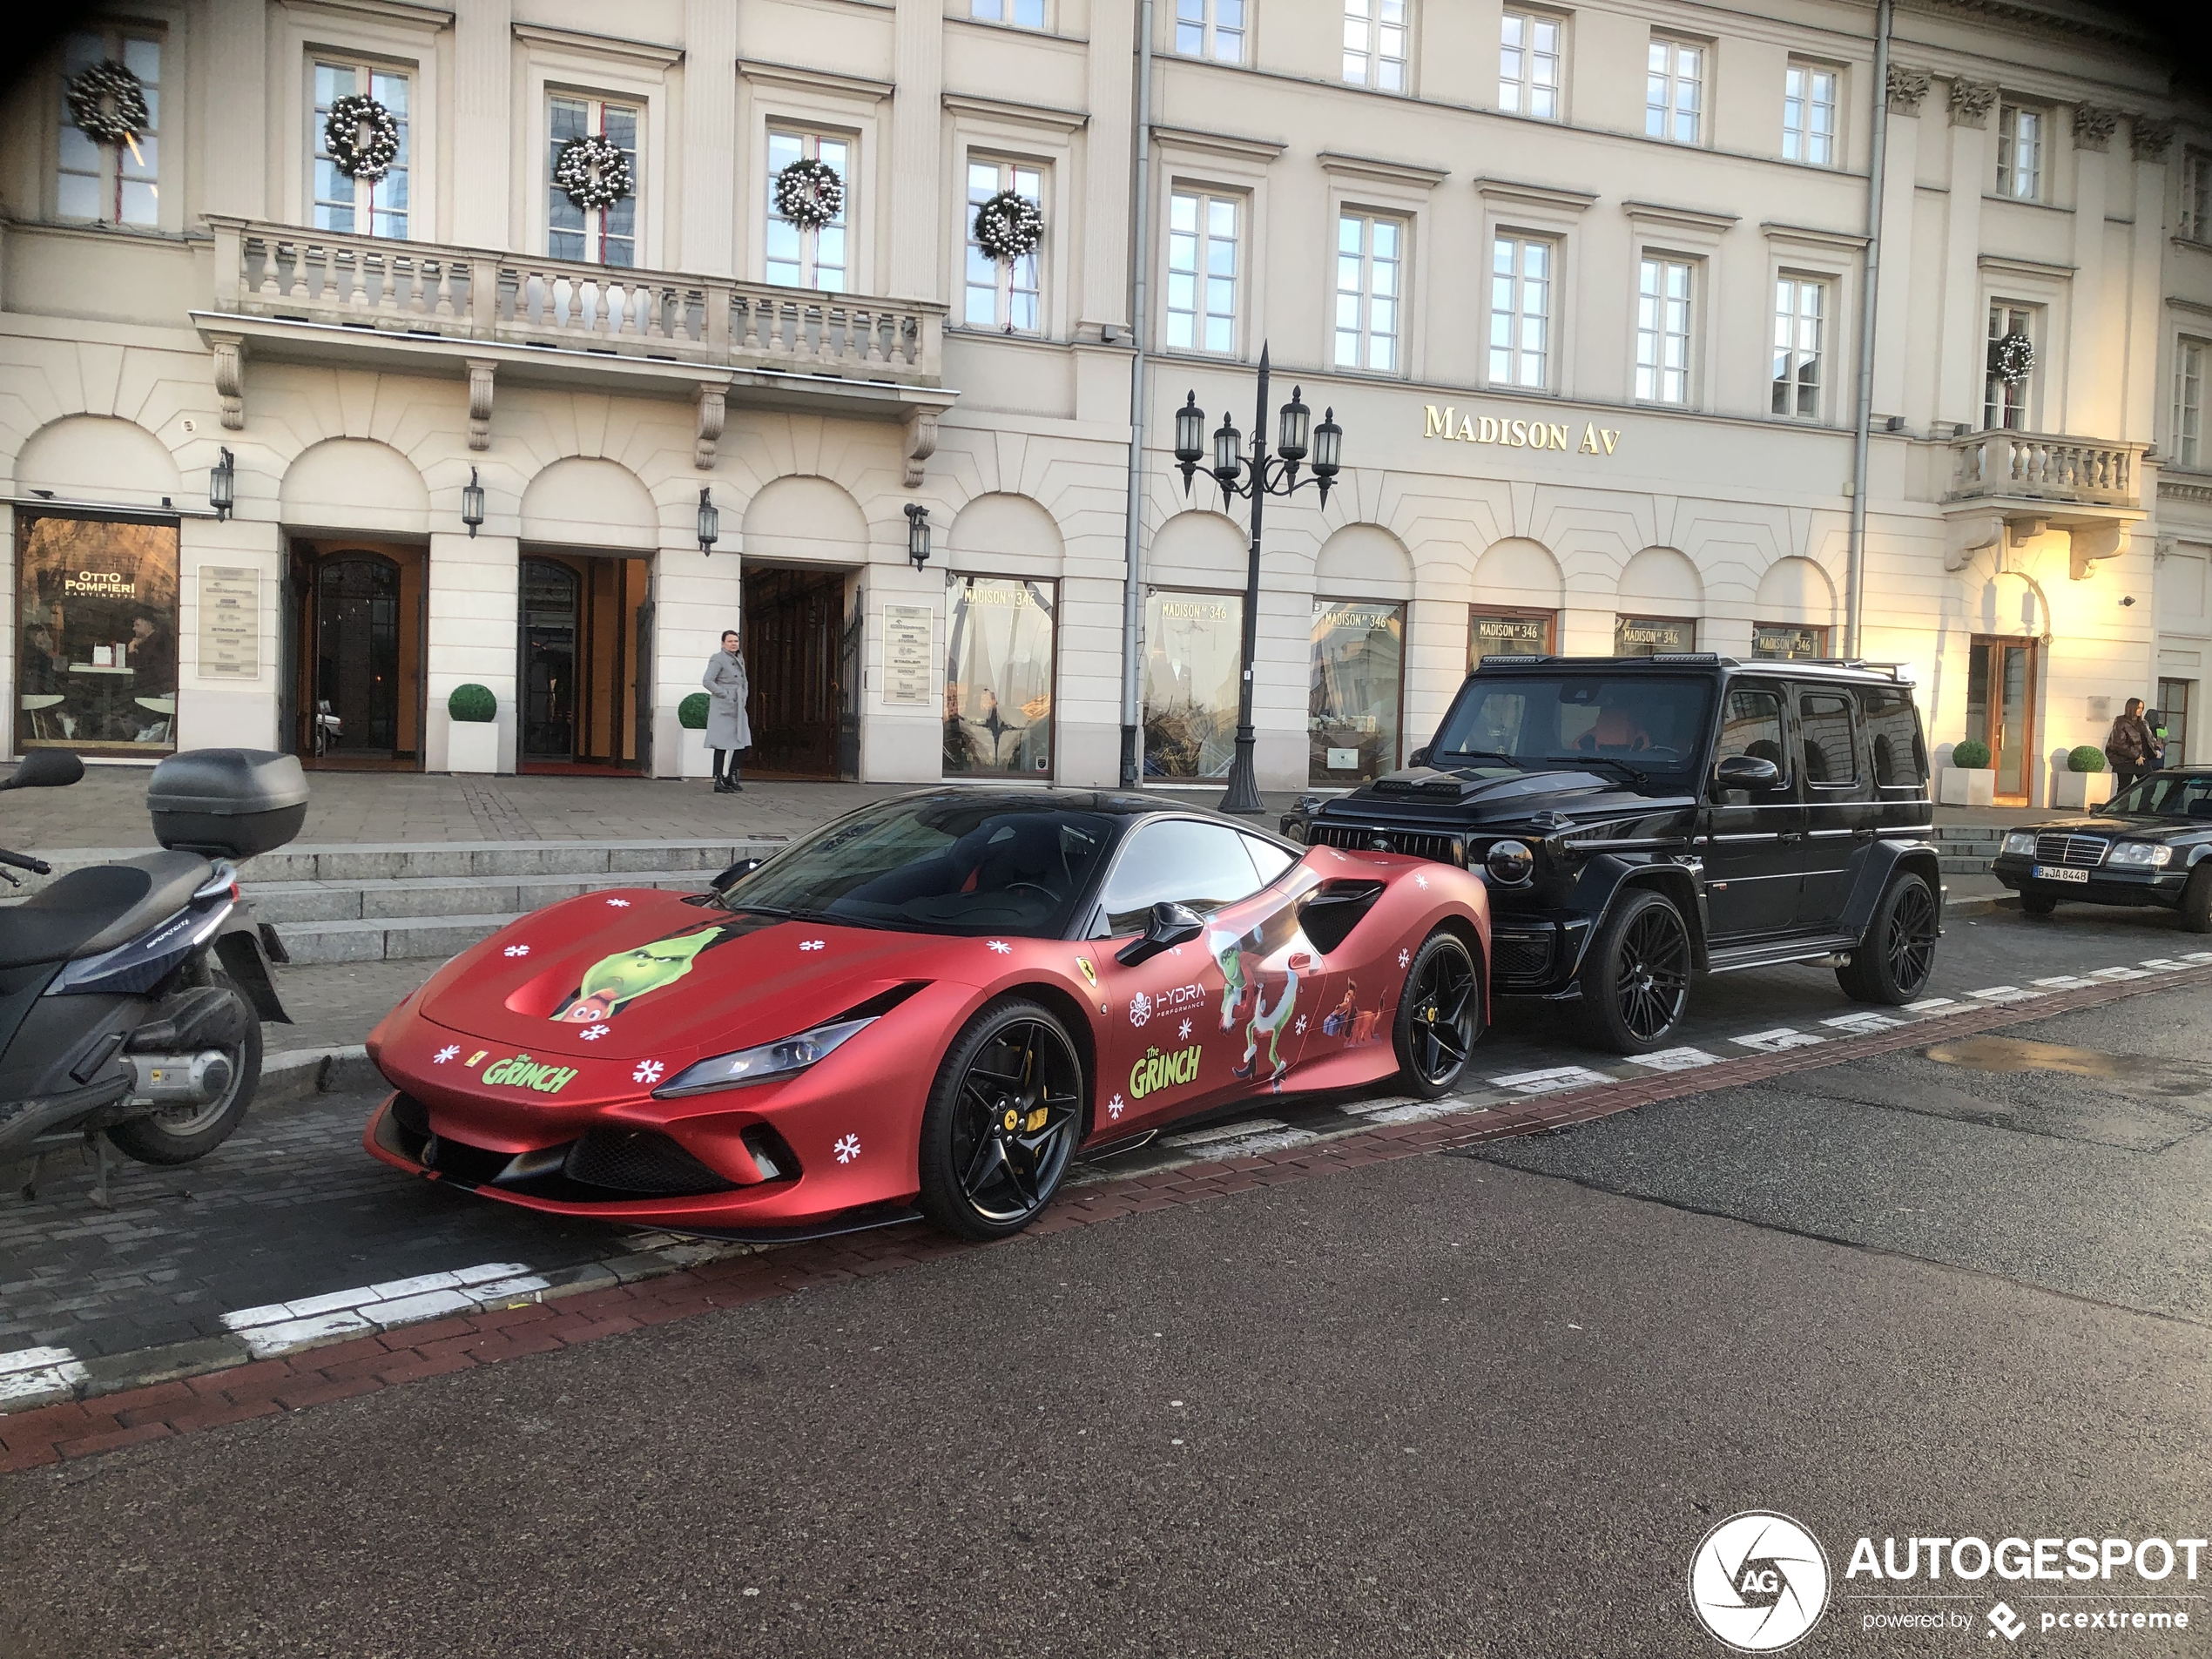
522;557;581;761
517;552;651;771
285;541;425;766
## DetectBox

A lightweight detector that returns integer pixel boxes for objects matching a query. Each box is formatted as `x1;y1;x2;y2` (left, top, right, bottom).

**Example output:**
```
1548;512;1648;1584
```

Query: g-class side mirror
1714;754;1783;792
1;750;84;791
1116;900;1205;967
1408;746;1431;767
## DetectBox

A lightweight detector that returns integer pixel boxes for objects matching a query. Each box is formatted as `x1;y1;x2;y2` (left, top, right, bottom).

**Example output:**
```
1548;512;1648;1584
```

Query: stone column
1937;78;1997;431
1872;66;1930;421
2065;105;2119;435
175;516;284;752
199;1;269;219
1083;0;1136;334
887;0;945;300
426;530;519;772
2122;118;2175;449
450;0;515;249
681;0;739;274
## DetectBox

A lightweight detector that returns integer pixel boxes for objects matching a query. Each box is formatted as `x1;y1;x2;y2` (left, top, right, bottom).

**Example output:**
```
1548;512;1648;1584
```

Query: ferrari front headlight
651;1016;875;1098
2001;831;2037;856
2107;842;2173;867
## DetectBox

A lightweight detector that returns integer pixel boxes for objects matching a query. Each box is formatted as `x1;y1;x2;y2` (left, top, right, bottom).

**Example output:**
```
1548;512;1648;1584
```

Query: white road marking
1488;1065;1615;1096
221;1262;550;1359
2091;966;2151;981
1821;1012;1903;1035
1904;997;1956;1012
1359;1098;1486;1126
1627;1046;1723;1071
1164;1118;1288;1149
1730;1028;1824;1053
0;1345;89;1405
1190;1127;1324;1158
2137;957;2187;972
2031;974;2095;989
2185;952;2212;964
1966;986;2040;1002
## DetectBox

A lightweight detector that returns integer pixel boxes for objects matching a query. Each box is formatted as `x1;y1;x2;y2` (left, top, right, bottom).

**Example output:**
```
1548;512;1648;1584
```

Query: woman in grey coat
703;630;752;792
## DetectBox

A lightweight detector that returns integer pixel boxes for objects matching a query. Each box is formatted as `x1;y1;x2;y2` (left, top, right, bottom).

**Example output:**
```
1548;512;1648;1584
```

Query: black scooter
0;748;305;1202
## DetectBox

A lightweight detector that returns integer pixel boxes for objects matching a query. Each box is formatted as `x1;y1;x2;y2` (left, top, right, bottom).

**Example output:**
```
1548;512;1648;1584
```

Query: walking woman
703;629;752;793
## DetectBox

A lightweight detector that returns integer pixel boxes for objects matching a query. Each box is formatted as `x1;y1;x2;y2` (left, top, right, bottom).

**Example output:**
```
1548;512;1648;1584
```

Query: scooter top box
147;749;308;860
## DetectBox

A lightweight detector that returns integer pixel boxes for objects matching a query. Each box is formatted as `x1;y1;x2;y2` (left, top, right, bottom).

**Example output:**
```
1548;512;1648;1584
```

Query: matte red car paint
364;849;1489;1232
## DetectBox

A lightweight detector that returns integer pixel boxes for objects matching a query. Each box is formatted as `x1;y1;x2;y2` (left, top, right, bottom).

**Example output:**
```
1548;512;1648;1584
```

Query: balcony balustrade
1946;428;2143;510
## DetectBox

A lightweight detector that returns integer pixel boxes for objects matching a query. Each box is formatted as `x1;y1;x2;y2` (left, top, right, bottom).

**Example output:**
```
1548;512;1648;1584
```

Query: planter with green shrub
2055;743;2116;810
678;693;710;730
1939;738;1994;806
445;684;500;774
448;684;498;723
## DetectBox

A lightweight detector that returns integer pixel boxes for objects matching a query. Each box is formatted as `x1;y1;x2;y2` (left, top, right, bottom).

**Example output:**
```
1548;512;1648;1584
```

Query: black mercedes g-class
1282;654;1943;1054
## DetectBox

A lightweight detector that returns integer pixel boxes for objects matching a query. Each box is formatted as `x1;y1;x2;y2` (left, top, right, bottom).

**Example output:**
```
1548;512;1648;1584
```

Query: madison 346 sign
1423;403;1621;455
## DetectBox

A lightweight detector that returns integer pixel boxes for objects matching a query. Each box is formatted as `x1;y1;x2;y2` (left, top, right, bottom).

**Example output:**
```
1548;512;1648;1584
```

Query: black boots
714;776;743;793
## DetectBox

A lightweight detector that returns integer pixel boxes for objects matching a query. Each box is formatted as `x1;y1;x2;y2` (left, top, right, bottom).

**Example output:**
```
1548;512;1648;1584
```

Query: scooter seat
0;853;214;969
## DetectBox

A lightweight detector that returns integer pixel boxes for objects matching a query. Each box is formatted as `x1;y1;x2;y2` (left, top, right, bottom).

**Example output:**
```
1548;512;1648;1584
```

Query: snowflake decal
1294;1015;1308;1034
1177;1017;1192;1040
1107;1093;1125;1120
503;944;530;958
1415;874;1430;890
605;897;631;908
833;1134;861;1164
799;939;826;952
987;939;1012;955
432;1044;460;1064
632;1059;664;1084
579;1024;610;1042
1398;948;1412;968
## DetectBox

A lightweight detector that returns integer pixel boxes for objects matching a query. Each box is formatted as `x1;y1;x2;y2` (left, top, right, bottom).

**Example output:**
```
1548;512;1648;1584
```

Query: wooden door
1966;636;2038;806
741;568;845;778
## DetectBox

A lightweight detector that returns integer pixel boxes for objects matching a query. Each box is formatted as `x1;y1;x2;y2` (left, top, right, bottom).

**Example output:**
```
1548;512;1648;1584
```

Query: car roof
1470;654;1916;687
887;786;1244;820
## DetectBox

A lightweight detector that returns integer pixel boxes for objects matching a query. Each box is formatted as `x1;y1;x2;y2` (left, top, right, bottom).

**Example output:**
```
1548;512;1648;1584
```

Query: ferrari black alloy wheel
1393;930;1482;1098
1838;871;1939;1004
917;998;1085;1240
1577;889;1690;1055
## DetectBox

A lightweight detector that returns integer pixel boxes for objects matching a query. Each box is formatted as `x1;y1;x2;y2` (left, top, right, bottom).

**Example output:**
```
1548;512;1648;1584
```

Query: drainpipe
1118;0;1156;786
1846;0;1892;658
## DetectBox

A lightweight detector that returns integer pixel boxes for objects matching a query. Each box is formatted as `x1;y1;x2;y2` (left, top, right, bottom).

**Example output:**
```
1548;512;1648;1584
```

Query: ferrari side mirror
712;857;762;888
1116;900;1204;968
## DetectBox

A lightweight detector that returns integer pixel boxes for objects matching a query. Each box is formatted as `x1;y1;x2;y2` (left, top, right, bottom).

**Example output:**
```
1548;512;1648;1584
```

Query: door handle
1778;831;1804;844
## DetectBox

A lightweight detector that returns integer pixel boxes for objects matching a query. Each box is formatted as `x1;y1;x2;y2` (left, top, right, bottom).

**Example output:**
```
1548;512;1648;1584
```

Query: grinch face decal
553;927;725;1024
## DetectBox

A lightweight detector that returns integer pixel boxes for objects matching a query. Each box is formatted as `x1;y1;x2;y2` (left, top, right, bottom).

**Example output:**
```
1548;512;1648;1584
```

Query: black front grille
1307;822;1464;865
564;1127;737;1197
2033;832;2108;868
1492;930;1555;983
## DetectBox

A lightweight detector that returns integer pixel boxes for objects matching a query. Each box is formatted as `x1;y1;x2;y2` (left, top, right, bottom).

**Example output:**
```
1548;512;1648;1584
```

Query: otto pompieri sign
1424;404;1621;455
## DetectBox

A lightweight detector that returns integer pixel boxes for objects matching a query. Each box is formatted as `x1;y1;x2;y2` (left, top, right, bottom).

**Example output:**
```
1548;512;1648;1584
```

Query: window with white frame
1334;213;1403;373
1344;0;1407;92
1635;257;1692;404
1174;0;1245;63
1983;302;2034;430
765;130;849;292
971;0;1046;25
1489;235;1553;388
549;96;638;266
1996;105;2042;200
57;28;160;226
314;59;410;238
965;158;1042;333
1499;11;1561;120
2182;151;2210;243
1166;191;1239;354
2175;336;2207;470
1783;62;1837;165
1772;276;1826;418
1645;39;1703;145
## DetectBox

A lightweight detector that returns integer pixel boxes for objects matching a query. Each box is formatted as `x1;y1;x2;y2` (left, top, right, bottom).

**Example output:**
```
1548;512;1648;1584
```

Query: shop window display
16;515;179;753
1143;590;1243;778
1469;609;1554;667
944;576;1056;778
1309;599;1403;785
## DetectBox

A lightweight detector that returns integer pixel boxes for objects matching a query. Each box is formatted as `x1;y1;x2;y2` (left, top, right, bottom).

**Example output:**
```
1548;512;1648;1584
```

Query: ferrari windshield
714;796;1116;937
2104;772;2212;820
1430;675;1713;773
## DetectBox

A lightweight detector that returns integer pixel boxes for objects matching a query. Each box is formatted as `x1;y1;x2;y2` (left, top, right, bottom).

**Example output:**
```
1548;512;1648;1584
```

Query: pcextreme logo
1689;1512;1831;1652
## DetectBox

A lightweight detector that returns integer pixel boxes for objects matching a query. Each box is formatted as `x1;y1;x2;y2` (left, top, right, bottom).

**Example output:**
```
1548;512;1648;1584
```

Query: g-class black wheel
917;998;1084;1241
1576;890;1690;1055
1393;930;1483;1098
1838;872;1939;1003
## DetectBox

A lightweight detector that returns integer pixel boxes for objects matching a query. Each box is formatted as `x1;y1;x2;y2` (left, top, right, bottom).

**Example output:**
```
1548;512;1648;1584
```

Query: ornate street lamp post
1171;342;1342;815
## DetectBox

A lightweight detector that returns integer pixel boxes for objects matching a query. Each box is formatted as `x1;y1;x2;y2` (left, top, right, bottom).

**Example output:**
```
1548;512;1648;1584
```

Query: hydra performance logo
1689;1512;1832;1652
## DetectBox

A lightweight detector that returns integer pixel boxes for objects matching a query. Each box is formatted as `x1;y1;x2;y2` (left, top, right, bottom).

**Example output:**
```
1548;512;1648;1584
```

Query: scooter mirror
2;750;84;790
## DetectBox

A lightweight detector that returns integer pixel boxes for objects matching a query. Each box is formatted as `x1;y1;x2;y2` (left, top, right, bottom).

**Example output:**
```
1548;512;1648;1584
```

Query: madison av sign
1423;403;1622;455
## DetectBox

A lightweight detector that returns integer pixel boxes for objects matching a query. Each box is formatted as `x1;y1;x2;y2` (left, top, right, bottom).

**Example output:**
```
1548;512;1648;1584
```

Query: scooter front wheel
105;971;263;1166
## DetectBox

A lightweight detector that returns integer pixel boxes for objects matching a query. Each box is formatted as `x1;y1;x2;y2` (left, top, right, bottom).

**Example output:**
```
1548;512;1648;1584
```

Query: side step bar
1703;934;1858;975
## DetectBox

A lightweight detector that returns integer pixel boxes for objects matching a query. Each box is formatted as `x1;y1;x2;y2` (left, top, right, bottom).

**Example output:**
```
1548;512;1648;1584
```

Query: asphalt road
3;941;2209;1654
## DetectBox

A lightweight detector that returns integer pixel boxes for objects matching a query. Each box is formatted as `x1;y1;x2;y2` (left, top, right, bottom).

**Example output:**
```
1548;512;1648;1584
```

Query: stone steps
1934;823;2004;876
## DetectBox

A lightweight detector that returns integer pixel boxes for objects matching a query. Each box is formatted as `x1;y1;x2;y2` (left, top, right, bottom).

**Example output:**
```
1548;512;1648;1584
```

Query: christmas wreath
1987;330;2034;386
773;157;844;229
554;133;633;212
324;92;400;183
973;189;1043;261
65;60;150;146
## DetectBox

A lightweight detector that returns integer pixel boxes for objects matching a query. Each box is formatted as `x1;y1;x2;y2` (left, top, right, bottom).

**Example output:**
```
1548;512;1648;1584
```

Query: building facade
3;0;2209;806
